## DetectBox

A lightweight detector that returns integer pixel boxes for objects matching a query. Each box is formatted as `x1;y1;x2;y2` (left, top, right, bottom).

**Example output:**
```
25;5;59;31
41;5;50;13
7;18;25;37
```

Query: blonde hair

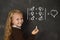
4;9;23;40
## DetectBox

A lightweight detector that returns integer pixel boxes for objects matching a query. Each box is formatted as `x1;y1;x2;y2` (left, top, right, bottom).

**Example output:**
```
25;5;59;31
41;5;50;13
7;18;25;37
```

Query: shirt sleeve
27;33;35;40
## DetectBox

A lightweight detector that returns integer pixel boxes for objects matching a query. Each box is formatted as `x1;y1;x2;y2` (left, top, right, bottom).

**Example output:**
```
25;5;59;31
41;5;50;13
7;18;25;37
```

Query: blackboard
0;0;60;40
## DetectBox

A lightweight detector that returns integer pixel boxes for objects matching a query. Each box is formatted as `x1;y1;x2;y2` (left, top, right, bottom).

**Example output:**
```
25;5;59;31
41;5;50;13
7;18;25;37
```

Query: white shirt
12;25;21;29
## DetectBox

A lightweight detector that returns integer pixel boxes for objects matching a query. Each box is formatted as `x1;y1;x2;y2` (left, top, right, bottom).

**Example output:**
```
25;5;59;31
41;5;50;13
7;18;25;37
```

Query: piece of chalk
36;26;37;29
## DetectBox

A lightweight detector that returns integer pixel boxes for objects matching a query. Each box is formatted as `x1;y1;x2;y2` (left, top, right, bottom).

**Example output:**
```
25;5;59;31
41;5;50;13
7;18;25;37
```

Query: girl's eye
16;18;19;20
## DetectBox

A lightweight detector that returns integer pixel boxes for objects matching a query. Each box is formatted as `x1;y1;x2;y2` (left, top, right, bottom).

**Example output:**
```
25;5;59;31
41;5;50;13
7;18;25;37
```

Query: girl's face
12;13;24;27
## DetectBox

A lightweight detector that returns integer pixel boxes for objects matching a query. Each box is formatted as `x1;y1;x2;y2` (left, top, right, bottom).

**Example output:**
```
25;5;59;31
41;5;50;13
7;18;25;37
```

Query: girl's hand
32;26;39;35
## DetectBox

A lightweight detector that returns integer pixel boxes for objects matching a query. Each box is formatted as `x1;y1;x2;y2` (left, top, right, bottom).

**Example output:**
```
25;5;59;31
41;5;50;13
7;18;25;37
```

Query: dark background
0;0;60;40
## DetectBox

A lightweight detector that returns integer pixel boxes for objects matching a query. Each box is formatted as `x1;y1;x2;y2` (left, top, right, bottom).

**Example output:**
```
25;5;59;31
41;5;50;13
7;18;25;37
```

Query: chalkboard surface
0;0;60;40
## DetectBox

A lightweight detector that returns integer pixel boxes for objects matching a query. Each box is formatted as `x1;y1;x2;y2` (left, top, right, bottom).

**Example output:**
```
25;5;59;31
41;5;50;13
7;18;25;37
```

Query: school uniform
9;25;35;40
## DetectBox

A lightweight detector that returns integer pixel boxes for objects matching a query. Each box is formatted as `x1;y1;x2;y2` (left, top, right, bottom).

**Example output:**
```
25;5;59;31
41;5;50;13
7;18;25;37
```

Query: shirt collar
12;25;21;29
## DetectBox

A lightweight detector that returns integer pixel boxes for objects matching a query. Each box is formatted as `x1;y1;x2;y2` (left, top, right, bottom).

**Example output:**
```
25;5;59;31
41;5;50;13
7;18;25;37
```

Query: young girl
4;9;39;40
